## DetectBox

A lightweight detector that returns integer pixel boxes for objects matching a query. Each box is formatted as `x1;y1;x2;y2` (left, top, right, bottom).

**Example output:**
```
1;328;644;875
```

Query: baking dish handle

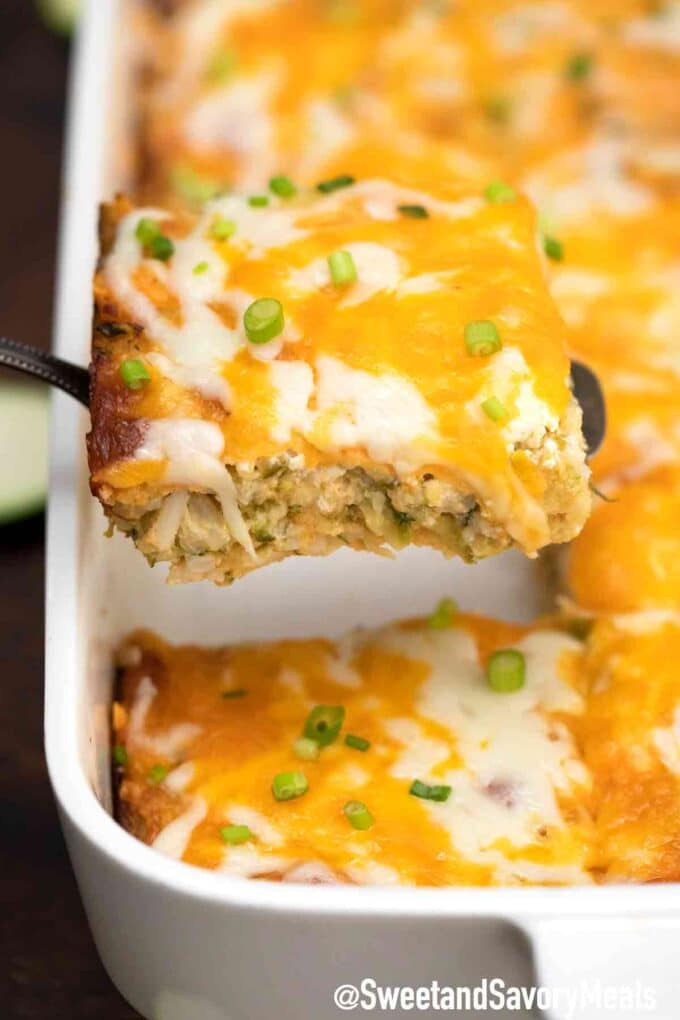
520;916;680;1019
0;335;89;406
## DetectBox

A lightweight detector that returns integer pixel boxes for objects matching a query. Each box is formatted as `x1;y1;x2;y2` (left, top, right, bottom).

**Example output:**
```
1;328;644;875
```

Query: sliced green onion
112;744;128;767
120;359;150;390
221;688;247;699
272;770;309;801
316;173;356;193
220;824;253;845
244;298;285;345
345;734;371;752
205;48;236;85
398;203;429;219
150;234;175;262
344;800;374;830
211;217;236;241
324;0;360;25
409;779;452;803
248;195;270;208
148;764;169;785
193;261;209;275
464;320;502;357
483;95;511;124
543;235;564;262
481;396;508;422
486;648;526;693
293;737;320;761
427;596;458;629
303;704;345;747
327;250;357;287
483;180;517;204
333;85;359;109
135;217;161;246
269;175;297;199
134;216;173;259
565;51;593;82
170;164;222;205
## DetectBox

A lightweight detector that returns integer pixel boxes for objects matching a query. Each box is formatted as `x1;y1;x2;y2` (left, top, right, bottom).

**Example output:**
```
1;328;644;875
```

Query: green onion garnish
120;358;150;390
427;596;458;629
134;217;174;261
135;217;161;246
344;800;374;830
486;648;526;693
193;261;209;275
543;235;564;262
248;195;270;208
211;217;236;241
148;764;169;785
293;737;320;761
220;824;253;845
205;49;236;85
316;173;355;193
150;234;175;262
170;164;221;205
464;320;502;357
565;52;593;83
409;780;452;803
221;688;247;699
483;180;517;204
269;175;297;199
113;744;128;767
243;298;285;345
398;203;429;219
303;704;345;747
272;770;309;801
481;396;508;422
345;734;371;752
327;250;357;286
483;95;511;124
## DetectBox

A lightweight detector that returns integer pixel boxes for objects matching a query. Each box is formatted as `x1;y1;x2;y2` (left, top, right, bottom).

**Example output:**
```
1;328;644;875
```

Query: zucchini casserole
89;181;590;583
113;606;680;886
104;0;680;886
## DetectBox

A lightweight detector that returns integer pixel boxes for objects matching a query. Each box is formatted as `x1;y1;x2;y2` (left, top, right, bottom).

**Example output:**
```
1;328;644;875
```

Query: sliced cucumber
36;0;81;36
0;384;49;525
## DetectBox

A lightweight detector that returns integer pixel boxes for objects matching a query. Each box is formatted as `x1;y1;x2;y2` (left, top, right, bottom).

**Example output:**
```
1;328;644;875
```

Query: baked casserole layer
89;181;590;583
113;608;680;886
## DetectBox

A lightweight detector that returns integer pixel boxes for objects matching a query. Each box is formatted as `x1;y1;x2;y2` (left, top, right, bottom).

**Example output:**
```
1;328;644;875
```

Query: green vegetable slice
0;384;48;525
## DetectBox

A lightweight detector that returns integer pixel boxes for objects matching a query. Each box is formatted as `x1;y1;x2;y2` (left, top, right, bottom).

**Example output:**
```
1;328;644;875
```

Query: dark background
1;3;137;1016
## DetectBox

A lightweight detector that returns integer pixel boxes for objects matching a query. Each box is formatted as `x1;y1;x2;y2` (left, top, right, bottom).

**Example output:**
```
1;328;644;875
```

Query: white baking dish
45;3;680;1017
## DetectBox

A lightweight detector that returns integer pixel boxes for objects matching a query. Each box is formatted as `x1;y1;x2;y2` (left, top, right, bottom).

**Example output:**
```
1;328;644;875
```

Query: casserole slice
89;178;590;583
112;608;593;886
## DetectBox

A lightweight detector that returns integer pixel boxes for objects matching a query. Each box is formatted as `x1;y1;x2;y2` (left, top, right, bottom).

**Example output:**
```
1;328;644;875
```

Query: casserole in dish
46;2;680;1018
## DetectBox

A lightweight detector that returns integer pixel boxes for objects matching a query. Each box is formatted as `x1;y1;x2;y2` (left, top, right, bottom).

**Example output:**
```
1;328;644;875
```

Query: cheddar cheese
89;181;590;583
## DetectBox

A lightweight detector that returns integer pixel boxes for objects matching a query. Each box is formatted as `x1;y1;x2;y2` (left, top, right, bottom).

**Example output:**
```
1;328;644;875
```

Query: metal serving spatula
0;335;606;456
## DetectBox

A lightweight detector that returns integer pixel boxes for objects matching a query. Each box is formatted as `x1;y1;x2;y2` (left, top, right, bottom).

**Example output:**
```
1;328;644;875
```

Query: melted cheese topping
140;1;679;203
576;616;680;882
114;615;592;886
566;467;680;614
116;610;680;885
96;179;579;553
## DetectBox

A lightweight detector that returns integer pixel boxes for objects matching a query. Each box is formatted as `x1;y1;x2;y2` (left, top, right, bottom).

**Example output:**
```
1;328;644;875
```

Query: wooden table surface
1;3;138;1016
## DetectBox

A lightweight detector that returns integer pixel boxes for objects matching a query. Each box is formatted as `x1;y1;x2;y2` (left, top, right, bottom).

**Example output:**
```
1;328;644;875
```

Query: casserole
89;186;589;583
112;616;594;887
46;3;680;1019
